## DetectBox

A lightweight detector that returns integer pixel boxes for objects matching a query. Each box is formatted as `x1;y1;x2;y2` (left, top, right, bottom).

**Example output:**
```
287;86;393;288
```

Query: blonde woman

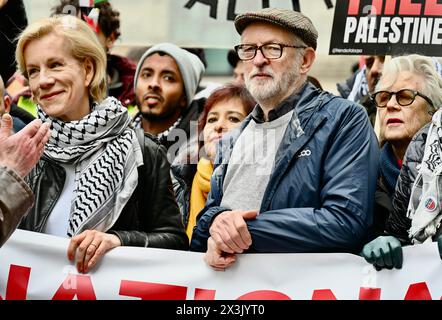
16;15;188;273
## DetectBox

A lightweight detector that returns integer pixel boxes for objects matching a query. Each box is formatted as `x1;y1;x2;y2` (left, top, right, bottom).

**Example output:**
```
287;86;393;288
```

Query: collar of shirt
251;82;307;123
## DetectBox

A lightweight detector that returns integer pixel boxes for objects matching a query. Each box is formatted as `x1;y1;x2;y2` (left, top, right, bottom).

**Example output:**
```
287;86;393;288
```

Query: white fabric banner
0;230;441;300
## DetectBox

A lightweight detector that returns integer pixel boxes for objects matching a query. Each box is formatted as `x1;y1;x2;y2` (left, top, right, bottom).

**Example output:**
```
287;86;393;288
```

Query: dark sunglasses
371;89;434;108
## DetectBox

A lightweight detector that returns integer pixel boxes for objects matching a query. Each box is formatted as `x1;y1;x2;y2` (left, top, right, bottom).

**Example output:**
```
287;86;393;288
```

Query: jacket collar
251;83;307;123
379;141;401;197
212;82;335;211
214;82;329;166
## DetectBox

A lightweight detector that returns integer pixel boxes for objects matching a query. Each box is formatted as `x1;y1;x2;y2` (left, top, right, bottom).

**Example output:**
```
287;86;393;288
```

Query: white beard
245;60;300;104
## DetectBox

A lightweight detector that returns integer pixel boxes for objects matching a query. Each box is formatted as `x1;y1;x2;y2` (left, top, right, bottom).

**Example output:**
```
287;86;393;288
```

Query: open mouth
143;94;162;105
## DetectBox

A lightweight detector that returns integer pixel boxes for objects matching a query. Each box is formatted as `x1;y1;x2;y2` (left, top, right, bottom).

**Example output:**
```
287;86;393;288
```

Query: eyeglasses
371;89;434;108
234;43;307;61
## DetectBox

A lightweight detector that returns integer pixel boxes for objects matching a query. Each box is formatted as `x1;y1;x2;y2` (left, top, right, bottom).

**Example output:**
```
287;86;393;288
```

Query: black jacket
20;131;189;250
370;142;400;240
171;162;197;228
161;98;204;155
387;124;442;244
370;176;394;240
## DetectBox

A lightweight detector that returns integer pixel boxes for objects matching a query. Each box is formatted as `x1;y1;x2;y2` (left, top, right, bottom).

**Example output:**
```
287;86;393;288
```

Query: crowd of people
1;0;442;278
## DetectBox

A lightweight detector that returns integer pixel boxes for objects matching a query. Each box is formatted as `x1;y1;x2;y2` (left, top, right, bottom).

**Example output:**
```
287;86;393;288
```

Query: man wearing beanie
190;8;379;270
133;43;205;162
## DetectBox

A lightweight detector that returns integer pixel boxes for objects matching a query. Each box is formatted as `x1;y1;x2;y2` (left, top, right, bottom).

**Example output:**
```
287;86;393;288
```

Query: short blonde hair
16;15;107;102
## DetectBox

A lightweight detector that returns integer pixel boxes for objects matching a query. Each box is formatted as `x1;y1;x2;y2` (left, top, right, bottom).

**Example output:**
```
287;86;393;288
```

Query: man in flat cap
190;8;379;270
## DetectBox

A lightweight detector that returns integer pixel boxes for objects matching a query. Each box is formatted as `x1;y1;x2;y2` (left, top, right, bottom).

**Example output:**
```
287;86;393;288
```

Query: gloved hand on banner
360;236;403;270
438;234;442;260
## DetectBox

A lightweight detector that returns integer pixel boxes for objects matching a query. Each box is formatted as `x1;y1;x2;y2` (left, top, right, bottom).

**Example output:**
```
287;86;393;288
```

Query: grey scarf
38;97;144;237
407;110;442;243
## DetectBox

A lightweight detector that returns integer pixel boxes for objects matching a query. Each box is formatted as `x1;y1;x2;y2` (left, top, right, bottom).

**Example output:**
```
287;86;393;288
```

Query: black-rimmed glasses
234;43;307;61
371;89;434;108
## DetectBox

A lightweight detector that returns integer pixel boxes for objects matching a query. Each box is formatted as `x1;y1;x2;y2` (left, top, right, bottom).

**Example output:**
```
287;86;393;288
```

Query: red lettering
359;287;381;300
424;0;442;16
52;274;96;300
404;282;432;300
0;265;31;300
194;288;216;300
399;0;421;15
384;0;398;15
371;0;384;15
348;0;361;15
237;290;291;300
119;280;187;300
311;289;337;300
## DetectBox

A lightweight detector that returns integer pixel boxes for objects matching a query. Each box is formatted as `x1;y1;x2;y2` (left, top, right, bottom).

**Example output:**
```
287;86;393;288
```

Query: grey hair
292;34;307;62
375;54;442;112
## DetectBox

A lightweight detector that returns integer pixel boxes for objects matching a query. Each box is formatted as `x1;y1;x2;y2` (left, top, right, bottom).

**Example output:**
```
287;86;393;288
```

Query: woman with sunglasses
361;54;442;270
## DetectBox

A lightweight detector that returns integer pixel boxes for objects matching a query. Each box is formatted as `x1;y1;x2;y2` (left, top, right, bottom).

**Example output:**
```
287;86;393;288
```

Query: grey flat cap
234;8;318;50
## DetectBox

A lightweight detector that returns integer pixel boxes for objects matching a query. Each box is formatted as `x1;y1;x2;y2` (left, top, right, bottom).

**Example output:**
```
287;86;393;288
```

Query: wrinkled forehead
241;22;297;44
23;33;71;63
377;71;423;92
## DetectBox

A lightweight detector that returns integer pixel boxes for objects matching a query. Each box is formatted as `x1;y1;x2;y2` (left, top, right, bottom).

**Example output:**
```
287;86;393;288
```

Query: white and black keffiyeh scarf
132;111;182;143
39;97;144;237
407;110;442;243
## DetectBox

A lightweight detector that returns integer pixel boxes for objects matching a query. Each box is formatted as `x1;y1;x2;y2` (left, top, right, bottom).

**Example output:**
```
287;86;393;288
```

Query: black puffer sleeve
386;124;429;244
110;132;189;250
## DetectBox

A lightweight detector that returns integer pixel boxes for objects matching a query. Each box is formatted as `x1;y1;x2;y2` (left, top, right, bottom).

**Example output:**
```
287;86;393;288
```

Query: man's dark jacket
190;83;379;254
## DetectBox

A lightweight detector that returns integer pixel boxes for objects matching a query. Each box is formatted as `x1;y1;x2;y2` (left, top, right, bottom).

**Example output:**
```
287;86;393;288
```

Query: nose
252;47;269;67
371;58;383;76
368;59;383;91
385;93;400;110
214;119;228;133
147;75;161;91
38;68;55;88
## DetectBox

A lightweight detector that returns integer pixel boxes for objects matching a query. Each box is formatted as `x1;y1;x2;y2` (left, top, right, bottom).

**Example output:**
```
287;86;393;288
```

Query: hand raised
0;114;51;177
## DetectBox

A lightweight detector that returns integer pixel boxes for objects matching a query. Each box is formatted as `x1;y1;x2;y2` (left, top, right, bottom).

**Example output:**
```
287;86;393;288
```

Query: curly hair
51;0;121;40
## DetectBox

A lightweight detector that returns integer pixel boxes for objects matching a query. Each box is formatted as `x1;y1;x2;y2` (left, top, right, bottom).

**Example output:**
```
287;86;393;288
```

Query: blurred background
22;0;360;94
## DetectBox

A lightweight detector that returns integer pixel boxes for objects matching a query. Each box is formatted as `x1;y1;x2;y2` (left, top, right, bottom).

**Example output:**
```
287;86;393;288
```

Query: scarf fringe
39;97;144;236
407;110;442;243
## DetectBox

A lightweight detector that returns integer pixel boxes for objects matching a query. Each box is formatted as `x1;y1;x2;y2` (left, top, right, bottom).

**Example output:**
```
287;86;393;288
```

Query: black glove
360;236;403;270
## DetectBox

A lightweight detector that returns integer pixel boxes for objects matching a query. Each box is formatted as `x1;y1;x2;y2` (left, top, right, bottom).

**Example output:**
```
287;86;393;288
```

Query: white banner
0;230;441;300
